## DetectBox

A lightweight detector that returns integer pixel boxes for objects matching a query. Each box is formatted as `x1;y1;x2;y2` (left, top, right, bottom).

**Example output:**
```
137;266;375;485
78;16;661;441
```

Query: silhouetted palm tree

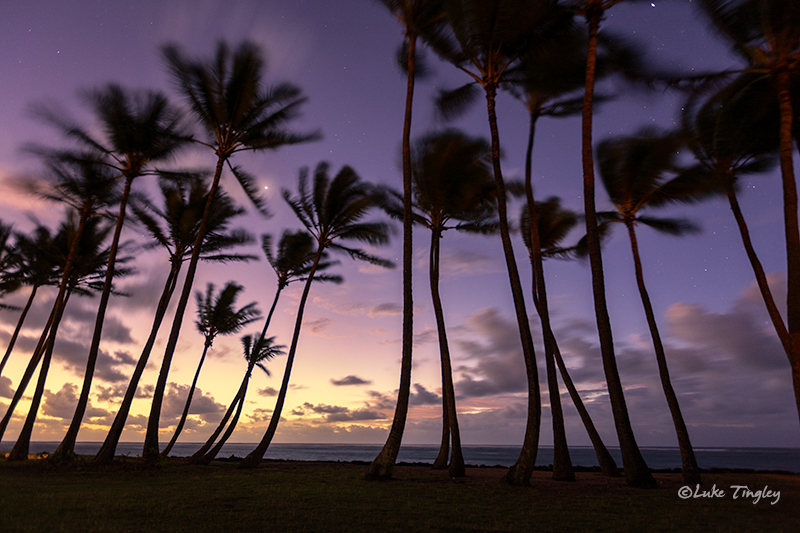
240;163;393;468
95;178;255;464
520;197;620;477
699;0;800;424
190;334;285;465
143;41;319;462
368;0;448;481
429;0;570;485
574;0;657;488
0;221;17;303
161;282;260;456
596;127;708;483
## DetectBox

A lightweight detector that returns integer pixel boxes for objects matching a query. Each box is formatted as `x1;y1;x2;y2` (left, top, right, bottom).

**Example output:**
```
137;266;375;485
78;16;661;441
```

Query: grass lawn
0;457;797;532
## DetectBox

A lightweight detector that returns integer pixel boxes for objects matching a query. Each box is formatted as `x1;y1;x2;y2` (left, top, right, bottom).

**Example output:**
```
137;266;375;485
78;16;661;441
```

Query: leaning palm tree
368;0;448;481
239;162;394;468
190;334;285;465
0;225;59;378
143;41;319;462
161;282;260;457
520;197;620;477
573;0;657;488
383;129;496;478
428;0;569;485
596;127;709;484
0;220;17;302
95;178;256;464
189;230;341;463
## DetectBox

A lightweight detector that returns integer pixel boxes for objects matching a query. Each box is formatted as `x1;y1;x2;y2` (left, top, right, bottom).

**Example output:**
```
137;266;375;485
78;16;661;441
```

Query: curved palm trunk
240;250;323;468
55;176;134;460
194;370;251;465
429;229;465;477
774;68;800;424
95;262;181;464
368;33;416;480
143;156;226;463
0;301;57;442
190;288;282;463
161;340;212;457
478;84;540;487
7;291;71;461
625;220;700;484
524;112;574;481
582;4;655;488
432;404;451;469
0;285;39;378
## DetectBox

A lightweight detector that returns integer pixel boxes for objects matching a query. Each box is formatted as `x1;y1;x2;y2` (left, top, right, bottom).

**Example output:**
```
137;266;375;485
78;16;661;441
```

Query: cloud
439;248;502;278
41;383;110;421
160;382;225;423
258;387;278;397
331;375;372;386
409;384;441;406
368;303;401;317
304;317;332;335
291;402;387;423
0;376;13;398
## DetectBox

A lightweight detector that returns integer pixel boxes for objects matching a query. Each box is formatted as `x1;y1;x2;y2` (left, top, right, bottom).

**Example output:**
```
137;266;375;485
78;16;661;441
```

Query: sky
1;0;799;453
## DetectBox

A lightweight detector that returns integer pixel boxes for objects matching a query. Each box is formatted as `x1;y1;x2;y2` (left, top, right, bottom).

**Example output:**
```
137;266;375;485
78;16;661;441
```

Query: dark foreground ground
0;456;798;532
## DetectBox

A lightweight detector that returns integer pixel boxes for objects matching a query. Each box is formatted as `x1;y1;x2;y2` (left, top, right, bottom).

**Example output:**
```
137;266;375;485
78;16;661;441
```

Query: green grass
0;458;797;532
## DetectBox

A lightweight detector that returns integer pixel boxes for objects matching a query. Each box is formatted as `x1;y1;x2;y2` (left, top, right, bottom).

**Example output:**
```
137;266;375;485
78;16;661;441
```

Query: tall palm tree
161;282;260;457
143;41;319;463
7;212;122;460
699;0;800;424
0;225;59;378
0;155;119;446
573;0;657;488
368;0;448;481
95;178;255;464
428;0;570;485
240;163;394;468
596;127;708;484
190;334;285;465
520;197;620;477
189;230;340;463
0;221;17;303
383;129;496;477
45;85;190;460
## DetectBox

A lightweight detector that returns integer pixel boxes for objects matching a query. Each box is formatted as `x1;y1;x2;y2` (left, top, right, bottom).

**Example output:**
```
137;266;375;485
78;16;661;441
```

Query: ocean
3;442;799;472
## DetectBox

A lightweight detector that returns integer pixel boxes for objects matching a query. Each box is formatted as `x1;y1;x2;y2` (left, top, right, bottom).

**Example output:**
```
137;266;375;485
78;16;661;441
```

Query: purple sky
1;0;798;451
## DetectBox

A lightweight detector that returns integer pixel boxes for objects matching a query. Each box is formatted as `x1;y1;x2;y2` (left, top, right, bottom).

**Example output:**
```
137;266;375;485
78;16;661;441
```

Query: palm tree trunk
581;3;655;488
194;370;251;465
774;68;800;425
725;181;792;357
55;176;134;460
429;229;465;478
240;250;323;468
7;291;71;461
143;156;226;463
524;111;574;481
432;402;450;469
368;32;416;480
625;219;700;484
479;83;540;487
0;299;56;443
0;284;38;378
190;287;282;463
95;262;181;464
162;340;211;457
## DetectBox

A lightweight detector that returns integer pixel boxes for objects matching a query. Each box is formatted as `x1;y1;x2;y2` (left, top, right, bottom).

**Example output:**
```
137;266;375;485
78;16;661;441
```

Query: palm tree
596;127;708;484
520;197;620;477
189;230;340;463
0;221;17;302
240;162;394;468
0;155;119;446
383;129;496;477
190;334;285;465
95;178;255;464
143;41;319;463
7;212;122;460
573;0;657;488
0;225;59;378
428;0;570;486
699;0;800;424
368;0;448;481
161;282;260;457
43;85;190;460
